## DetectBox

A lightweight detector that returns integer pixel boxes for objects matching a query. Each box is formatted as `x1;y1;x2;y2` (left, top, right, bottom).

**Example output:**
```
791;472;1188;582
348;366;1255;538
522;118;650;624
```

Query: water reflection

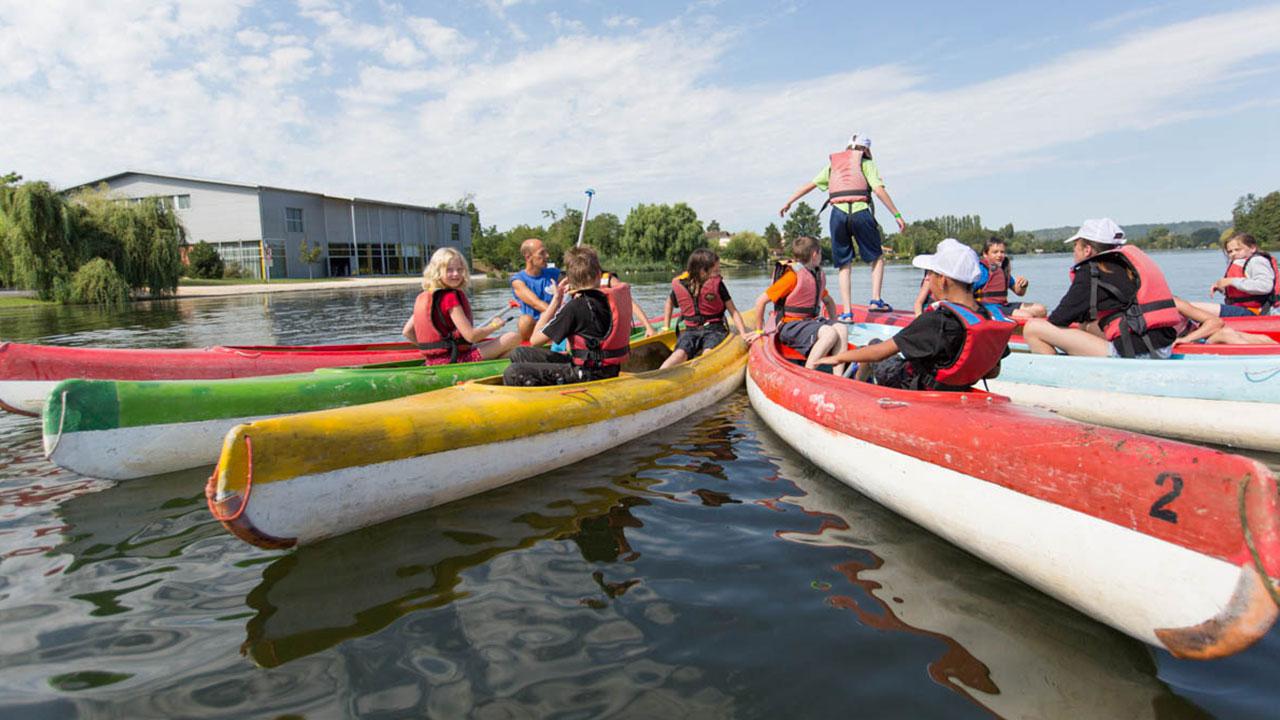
748;410;1213;719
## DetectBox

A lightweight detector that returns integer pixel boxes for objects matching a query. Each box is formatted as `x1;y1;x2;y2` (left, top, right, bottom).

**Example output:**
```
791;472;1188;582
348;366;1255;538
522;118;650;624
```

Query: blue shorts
1218;303;1256;318
829;206;882;268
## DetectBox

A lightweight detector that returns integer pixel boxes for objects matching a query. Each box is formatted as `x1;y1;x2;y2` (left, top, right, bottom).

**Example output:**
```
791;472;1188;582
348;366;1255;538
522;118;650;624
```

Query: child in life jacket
750;236;848;375
1188;233;1279;318
817;238;1014;391
974;237;1046;318
402;247;519;365
1022;218;1180;358
659;249;750;369
1174;297;1279;345
502;245;632;386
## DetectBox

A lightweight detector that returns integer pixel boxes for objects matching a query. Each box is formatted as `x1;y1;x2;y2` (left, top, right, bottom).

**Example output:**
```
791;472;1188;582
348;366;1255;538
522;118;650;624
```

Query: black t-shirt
893;305;1010;389
543;290;612;345
1048;255;1178;349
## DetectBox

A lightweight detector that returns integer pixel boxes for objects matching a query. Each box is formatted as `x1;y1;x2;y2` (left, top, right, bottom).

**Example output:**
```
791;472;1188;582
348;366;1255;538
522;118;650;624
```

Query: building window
176;194;190;209
286;207;304;233
450;223;460;244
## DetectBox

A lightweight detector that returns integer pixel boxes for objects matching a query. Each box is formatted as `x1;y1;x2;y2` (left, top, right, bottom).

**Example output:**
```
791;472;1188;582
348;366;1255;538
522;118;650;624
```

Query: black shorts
674;324;728;359
776;319;831;356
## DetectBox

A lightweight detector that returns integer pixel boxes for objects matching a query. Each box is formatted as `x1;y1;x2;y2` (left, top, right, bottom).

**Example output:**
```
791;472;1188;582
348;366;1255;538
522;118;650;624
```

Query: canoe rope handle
44;391;69;457
211;436;254;523
876;398;909;409
1239;475;1280;609
1244;366;1280;383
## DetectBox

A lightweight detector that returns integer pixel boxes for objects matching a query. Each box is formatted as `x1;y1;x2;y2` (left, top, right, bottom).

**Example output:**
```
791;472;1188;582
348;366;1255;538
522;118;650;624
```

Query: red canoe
842;304;1280;355
0;341;427;416
747;331;1280;659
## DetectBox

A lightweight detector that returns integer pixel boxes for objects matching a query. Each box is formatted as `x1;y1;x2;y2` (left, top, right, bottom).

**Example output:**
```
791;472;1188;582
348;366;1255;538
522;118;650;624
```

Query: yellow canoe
207;329;749;548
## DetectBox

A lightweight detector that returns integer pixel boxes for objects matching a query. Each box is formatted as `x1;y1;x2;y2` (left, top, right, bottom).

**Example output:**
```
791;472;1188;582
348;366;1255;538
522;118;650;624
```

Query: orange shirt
765;268;831;304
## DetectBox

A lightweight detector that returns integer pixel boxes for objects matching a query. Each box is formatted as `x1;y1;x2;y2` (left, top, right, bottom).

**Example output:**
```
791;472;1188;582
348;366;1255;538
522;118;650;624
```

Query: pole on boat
575;188;595;247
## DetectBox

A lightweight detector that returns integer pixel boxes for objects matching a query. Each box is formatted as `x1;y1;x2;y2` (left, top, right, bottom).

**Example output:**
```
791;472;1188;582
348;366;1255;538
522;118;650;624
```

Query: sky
1;0;1278;234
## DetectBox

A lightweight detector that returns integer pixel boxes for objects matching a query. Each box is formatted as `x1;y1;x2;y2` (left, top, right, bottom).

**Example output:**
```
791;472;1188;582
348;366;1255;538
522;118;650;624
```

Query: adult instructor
780;132;906;318
510;238;561;343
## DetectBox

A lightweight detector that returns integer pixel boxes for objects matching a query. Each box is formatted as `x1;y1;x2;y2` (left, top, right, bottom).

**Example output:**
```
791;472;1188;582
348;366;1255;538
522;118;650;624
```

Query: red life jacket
974;256;1011;305
928;302;1016;388
670;273;726;328
413;288;473;362
828;149;871;207
773;262;825;323
569;283;633;370
1069;245;1180;357
1223;252;1279;313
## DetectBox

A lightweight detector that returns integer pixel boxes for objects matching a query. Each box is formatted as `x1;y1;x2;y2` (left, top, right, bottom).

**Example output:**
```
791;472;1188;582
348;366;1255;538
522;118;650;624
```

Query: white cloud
603;15;640;29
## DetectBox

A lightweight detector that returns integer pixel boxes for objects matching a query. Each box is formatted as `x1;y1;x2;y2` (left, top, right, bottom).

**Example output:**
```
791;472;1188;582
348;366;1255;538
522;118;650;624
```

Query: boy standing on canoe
1022;218;1180;358
503;246;632;386
751;236;848;375
510;238;562;343
779;132;907;318
817;238;1015;391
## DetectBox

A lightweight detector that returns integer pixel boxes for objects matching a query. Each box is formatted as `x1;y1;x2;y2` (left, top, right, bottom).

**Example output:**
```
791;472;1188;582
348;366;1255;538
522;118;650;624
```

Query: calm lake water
1;248;1277;719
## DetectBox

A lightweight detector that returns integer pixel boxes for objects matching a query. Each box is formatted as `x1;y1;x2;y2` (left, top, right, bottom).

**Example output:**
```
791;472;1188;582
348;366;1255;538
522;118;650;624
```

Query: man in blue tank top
510;238;562;343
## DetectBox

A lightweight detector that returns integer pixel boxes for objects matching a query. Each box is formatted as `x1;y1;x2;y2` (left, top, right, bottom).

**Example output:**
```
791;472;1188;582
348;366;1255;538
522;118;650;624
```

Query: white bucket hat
912;238;983;284
1066;218;1126;245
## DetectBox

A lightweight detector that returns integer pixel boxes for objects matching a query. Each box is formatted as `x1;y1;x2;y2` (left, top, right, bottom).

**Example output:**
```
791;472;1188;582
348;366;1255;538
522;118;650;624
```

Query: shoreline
174;274;489;299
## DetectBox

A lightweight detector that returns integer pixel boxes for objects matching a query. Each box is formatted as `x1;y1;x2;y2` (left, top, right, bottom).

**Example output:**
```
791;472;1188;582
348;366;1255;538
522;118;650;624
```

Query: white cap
1066;217;1126;245
847;132;871;149
913;238;983;284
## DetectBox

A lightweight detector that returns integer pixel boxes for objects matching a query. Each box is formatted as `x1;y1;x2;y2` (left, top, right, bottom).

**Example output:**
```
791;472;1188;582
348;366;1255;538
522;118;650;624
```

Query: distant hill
1028;220;1230;242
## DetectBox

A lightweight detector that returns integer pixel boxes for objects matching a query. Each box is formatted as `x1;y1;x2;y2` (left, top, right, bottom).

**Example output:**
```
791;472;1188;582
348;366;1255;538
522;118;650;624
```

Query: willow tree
0;181;79;299
71;187;185;297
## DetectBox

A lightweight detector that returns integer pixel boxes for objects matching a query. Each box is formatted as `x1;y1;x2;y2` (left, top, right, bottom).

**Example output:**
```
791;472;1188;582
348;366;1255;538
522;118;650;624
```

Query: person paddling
659;249;750;369
403;248;519;364
818;238;1014;391
1022;218;1180;358
750;236;848;375
503;246;631;386
779;132;907;318
1188;233;1279;318
976;237;1046;318
510;238;562;343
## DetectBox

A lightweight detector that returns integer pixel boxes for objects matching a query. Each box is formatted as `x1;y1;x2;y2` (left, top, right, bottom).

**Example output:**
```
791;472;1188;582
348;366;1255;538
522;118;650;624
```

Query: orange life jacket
670;273;726;328
1069;245;1180;357
1223;251;1279;313
828;149;871;207
413;288;473;362
568;283;632;370
928;302;1016;388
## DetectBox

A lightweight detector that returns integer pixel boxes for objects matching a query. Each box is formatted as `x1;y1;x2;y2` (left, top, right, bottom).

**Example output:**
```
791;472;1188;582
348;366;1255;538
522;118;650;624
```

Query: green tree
187;241;224;279
1190;227;1220;247
298;238;323;279
0;181;78;299
764;222;782;250
69;257;130;305
782;202;821;242
1234;191;1280;248
1;171;21;186
620;203;705;265
722;231;769;265
707;219;721;233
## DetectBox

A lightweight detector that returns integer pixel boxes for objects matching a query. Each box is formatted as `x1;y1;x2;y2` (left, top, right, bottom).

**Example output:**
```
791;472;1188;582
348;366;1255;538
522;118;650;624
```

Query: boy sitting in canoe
502;245;632;386
817;238;1016;391
751;236;848;375
1022;218;1180;358
402;248;519;364
975;237;1047;318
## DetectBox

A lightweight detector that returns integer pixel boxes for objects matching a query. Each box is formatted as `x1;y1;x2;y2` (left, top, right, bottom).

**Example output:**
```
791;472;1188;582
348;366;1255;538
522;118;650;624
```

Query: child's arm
780;182;817;217
402;315;417;342
749;292;771;340
632;300;657;337
450;305;502;343
815;338;899;367
725;299;749;336
913;284;930;316
662;295;674;330
822;292;838;320
528;281;566;346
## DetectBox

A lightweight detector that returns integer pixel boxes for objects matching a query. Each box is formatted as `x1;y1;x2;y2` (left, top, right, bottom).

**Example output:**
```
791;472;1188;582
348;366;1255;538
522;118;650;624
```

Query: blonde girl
402;248;518;364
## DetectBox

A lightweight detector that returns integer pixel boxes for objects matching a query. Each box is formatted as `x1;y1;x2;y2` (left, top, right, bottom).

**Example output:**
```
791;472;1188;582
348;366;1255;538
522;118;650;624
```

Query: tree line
0;175;184;304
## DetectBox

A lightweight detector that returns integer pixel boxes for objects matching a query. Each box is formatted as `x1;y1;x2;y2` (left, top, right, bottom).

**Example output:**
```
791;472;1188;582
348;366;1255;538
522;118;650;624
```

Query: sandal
868;299;893;312
835;312;854;322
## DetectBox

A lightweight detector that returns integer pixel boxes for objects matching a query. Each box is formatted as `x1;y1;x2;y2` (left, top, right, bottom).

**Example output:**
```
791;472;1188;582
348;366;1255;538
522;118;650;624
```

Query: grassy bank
0;296;55;308
179;277;353;287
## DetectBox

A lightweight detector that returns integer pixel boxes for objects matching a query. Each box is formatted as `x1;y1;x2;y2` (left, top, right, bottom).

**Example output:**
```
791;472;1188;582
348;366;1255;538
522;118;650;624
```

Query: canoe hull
747;334;1280;659
0;379;56;416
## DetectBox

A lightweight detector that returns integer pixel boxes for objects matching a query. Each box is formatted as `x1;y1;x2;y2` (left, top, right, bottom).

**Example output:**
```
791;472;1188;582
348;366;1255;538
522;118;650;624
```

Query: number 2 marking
1149;472;1182;523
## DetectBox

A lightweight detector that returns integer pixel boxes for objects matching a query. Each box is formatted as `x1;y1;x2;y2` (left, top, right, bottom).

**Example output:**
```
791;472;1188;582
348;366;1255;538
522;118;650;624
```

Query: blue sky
2;0;1277;235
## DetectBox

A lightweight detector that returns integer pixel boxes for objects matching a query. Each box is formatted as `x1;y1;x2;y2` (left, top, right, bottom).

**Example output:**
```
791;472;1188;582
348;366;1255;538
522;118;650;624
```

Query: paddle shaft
576;189;595;247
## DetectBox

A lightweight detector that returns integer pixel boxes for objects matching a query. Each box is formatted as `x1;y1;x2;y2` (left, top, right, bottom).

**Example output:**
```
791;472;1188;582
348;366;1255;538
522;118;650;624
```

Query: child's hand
1014;276;1029;292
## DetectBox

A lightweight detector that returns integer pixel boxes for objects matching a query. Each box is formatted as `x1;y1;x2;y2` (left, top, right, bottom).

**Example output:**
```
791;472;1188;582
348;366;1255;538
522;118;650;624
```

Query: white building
65;171;472;279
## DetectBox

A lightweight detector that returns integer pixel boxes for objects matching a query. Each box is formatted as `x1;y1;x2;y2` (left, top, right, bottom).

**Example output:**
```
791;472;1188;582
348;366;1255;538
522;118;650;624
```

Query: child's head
791;236;822;266
1067;218;1125;262
423;247;469;292
563;245;603;289
913;238;981;296
686;248;720;281
1224;233;1258;262
982;237;1007;263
